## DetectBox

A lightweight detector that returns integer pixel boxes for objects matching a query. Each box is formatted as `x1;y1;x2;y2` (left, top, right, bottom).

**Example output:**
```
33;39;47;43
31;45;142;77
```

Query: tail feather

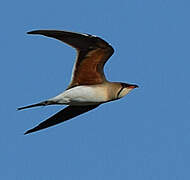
17;101;50;111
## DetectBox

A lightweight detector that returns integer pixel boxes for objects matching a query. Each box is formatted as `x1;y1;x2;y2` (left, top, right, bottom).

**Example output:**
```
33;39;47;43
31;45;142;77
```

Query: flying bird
18;30;138;134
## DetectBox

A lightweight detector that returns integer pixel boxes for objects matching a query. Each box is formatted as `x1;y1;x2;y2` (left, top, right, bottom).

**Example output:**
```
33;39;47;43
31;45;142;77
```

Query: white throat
117;88;133;99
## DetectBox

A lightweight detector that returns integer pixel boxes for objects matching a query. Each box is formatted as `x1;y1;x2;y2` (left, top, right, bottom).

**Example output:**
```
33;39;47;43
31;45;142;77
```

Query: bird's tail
17;100;53;111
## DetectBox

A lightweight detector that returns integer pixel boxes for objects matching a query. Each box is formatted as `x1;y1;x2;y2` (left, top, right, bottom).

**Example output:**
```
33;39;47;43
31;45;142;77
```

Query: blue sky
1;0;190;179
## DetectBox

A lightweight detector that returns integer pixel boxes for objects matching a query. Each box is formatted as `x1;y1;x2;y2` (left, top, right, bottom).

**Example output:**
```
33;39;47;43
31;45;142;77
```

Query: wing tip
27;30;40;35
24;128;35;135
24;131;30;135
17;106;26;111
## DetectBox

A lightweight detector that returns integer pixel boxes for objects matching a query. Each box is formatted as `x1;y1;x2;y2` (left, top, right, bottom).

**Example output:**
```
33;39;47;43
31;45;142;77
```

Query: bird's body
18;30;138;134
50;82;134;106
51;84;110;106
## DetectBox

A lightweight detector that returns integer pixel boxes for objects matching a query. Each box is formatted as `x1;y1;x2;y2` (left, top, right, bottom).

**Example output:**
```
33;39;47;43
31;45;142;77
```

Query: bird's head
117;83;139;99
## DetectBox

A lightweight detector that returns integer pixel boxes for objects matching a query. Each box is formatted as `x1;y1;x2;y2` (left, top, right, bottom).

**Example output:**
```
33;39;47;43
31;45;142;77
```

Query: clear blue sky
1;0;190;179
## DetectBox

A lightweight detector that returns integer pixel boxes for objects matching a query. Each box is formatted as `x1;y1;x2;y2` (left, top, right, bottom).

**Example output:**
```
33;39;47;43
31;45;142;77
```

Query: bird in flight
18;30;138;134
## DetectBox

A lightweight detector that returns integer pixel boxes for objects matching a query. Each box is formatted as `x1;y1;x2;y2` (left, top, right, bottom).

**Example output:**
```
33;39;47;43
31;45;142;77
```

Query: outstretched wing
24;105;99;135
27;30;114;89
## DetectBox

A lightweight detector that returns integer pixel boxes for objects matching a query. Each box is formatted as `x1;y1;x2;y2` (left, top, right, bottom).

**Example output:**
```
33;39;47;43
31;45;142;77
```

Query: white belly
50;85;108;105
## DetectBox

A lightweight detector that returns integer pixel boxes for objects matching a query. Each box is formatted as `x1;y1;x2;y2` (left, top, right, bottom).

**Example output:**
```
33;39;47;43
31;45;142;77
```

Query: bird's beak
129;84;139;89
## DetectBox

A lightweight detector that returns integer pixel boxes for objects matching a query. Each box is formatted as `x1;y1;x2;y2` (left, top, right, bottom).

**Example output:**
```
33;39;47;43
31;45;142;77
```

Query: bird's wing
27;30;114;89
24;105;99;135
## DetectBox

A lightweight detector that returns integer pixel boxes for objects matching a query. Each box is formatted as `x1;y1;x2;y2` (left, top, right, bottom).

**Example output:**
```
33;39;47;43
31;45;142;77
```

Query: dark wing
24;105;99;135
27;30;114;89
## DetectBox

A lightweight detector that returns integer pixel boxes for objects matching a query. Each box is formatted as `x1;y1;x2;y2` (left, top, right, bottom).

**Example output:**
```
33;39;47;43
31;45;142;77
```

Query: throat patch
117;87;124;98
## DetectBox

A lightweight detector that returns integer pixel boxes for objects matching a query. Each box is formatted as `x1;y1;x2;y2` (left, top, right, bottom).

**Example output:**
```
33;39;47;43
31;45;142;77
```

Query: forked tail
17;100;53;111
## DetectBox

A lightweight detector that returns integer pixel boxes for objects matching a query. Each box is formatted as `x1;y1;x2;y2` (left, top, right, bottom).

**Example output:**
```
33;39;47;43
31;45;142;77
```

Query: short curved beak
129;84;139;89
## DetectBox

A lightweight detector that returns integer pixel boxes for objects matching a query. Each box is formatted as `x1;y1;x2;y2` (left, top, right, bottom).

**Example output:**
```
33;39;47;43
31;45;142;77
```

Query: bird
18;30;138;135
